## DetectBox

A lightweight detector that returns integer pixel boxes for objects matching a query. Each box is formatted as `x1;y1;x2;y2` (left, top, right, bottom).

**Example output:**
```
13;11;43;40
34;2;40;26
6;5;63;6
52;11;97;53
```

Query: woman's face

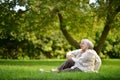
80;41;88;50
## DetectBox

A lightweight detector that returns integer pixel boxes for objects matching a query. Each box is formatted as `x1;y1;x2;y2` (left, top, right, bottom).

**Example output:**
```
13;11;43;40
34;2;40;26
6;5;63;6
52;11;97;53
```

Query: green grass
0;59;120;80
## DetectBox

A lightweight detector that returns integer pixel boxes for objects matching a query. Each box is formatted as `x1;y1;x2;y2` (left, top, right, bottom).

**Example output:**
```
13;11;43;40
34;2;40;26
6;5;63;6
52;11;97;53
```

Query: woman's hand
66;54;75;59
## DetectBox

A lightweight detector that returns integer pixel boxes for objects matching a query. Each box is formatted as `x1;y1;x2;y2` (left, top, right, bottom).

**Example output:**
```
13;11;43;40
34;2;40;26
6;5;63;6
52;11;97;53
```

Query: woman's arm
85;50;102;72
84;50;102;72
94;51;102;72
66;54;75;59
66;49;81;59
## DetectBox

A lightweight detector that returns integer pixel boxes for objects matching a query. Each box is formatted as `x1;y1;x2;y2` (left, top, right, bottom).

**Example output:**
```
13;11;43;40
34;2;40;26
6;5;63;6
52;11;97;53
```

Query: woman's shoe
51;69;59;73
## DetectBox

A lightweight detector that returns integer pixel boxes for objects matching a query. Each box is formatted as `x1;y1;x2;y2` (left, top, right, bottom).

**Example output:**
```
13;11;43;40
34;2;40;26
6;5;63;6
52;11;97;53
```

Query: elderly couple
41;39;102;73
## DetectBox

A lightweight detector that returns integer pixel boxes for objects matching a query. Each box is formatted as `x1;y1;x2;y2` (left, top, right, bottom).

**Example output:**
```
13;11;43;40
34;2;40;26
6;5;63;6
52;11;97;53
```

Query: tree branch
57;11;80;49
116;5;120;12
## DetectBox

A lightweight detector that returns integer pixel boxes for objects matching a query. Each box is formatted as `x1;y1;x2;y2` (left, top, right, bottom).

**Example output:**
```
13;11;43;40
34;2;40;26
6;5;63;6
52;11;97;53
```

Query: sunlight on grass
0;59;120;80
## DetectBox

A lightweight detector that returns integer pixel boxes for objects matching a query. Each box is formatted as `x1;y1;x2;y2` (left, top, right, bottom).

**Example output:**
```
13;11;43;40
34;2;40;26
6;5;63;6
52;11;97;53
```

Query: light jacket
66;49;102;72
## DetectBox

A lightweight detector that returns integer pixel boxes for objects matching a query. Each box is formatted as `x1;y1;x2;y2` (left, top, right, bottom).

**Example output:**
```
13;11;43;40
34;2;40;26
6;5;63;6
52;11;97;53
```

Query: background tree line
0;0;120;59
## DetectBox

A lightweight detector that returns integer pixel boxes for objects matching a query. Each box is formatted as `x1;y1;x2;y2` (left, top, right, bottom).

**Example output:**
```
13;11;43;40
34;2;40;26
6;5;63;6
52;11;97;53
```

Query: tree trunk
94;1;120;55
94;16;111;54
57;0;120;54
57;12;80;49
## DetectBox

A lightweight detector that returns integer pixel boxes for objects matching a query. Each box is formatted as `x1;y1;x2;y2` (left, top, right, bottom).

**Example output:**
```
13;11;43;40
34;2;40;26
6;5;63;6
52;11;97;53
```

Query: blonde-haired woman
52;39;102;73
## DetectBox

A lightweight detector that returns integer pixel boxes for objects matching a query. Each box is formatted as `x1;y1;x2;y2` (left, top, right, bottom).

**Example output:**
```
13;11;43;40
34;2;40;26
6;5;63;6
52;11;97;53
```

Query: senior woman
52;39;102;73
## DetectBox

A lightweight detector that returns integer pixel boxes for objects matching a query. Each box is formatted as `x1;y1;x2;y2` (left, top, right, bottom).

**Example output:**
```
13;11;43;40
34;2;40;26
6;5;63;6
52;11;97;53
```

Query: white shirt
66;49;102;72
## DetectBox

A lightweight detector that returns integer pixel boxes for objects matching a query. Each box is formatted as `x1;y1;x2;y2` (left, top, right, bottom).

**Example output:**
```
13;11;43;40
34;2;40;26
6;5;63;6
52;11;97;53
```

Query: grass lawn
0;59;120;80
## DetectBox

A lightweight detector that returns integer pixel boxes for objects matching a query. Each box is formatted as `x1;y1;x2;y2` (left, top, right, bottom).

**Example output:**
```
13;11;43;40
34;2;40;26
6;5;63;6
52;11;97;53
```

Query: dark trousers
58;59;81;72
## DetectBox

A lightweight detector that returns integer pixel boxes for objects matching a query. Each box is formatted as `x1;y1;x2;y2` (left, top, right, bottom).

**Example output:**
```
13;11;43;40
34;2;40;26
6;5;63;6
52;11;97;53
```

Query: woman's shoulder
72;49;81;53
67;49;81;55
87;49;97;55
76;49;82;51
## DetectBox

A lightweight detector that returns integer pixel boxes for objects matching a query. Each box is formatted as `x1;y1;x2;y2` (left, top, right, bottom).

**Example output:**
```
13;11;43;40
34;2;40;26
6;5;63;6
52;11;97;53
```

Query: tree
0;0;34;59
54;0;120;55
94;0;120;54
1;0;120;59
57;11;80;49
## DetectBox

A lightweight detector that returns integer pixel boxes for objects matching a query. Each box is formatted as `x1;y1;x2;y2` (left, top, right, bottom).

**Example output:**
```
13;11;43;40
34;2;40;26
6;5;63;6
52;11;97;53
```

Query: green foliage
102;27;120;58
0;0;120;59
100;10;120;58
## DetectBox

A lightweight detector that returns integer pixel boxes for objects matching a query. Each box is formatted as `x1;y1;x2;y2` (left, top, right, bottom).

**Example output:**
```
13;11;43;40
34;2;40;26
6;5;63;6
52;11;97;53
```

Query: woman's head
80;39;94;50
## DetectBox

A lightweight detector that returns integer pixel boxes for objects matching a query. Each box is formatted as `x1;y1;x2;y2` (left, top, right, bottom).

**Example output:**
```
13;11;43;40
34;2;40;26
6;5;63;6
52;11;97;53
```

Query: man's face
80;41;88;50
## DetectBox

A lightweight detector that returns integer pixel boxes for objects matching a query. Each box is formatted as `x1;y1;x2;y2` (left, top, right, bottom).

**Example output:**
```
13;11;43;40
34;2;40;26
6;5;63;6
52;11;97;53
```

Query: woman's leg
58;59;75;71
61;67;82;72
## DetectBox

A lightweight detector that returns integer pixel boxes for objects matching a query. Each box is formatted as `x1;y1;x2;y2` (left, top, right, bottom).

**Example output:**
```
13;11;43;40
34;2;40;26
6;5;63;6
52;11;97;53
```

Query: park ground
0;59;120;80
